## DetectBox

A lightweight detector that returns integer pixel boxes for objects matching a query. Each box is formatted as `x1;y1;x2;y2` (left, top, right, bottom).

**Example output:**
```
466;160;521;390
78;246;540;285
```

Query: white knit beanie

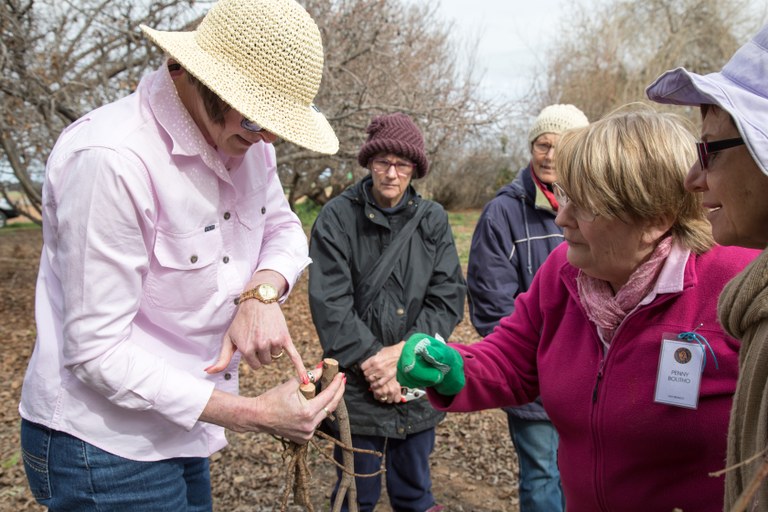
528;104;589;144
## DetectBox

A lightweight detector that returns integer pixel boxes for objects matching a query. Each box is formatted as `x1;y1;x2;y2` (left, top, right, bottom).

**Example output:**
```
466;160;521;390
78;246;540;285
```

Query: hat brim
141;25;339;155
646;67;768;177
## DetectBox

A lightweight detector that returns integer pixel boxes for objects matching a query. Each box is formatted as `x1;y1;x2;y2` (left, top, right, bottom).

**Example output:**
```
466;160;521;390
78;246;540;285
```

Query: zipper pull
592;360;605;403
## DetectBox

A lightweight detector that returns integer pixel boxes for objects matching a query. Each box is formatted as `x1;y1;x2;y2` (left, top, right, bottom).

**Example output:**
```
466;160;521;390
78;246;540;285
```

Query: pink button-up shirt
19;65;311;460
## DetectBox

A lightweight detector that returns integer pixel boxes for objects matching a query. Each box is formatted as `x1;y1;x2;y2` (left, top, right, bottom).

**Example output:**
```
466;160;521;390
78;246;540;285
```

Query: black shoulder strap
354;203;428;317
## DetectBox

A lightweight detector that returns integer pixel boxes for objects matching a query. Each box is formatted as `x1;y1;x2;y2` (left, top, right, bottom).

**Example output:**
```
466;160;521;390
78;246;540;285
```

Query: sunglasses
241;118;265;133
696;137;744;169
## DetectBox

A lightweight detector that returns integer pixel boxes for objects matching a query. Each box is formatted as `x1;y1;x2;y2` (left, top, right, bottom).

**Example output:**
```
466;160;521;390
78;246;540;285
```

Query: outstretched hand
396;333;465;396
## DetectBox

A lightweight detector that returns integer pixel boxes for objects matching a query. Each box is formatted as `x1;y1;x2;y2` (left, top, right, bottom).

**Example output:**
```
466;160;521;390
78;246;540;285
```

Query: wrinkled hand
207;301;306;382
200;364;346;444
397;333;465;396
361;342;404;403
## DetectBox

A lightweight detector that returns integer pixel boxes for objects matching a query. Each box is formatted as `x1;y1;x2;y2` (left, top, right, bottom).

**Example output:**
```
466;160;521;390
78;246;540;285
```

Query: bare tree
279;0;505;207
1;0;506;219
0;0;208;223
530;0;763;122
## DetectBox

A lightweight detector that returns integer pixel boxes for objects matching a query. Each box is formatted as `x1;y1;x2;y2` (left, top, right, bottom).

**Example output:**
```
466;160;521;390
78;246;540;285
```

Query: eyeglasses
696;137;744;169
370;158;414;178
241;117;265;133
532;142;555;155
553;182;597;223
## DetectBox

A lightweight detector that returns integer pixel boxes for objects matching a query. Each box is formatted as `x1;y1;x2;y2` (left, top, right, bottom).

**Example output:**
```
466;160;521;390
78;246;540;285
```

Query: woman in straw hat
18;0;344;509
647;22;768;511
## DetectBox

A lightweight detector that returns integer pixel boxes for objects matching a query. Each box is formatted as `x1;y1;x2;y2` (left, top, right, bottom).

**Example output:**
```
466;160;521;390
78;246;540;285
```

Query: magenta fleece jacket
429;243;759;512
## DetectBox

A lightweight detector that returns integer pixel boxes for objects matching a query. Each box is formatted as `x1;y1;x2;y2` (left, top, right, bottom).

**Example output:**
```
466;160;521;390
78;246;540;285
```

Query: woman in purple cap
647;23;768;510
308;113;465;512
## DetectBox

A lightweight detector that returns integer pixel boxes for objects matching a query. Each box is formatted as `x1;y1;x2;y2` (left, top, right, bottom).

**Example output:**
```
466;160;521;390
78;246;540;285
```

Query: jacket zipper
592;358;605;403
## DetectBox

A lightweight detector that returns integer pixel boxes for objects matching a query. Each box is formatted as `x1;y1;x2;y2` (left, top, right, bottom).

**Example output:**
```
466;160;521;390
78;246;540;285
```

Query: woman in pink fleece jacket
397;107;759;512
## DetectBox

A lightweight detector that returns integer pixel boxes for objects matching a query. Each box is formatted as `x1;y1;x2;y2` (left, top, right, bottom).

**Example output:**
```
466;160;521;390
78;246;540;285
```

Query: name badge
653;337;705;409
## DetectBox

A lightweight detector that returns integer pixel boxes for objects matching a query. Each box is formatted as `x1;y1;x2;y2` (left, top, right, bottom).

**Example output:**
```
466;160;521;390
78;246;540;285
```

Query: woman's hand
397;333;465;396
362;342;404;403
200;365;346;444
206;271;308;384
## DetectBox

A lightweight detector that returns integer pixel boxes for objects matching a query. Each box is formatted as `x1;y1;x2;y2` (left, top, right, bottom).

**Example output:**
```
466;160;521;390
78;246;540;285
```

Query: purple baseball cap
646;23;768;177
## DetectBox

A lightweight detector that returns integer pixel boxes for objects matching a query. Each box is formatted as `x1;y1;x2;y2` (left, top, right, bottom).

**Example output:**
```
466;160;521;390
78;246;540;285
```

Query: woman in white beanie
466;104;588;512
18;0;345;509
647;22;768;511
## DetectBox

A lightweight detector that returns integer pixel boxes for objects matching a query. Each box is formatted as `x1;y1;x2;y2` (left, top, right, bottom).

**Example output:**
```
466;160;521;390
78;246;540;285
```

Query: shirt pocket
234;195;268;259
144;227;222;311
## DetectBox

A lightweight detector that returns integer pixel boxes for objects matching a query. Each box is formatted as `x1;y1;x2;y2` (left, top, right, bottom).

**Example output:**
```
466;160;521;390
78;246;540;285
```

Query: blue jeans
331;429;437;512
21;419;212;511
507;414;564;512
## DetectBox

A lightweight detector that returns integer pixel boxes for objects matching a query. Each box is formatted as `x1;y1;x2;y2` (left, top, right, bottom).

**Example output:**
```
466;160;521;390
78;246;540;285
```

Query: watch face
258;283;278;300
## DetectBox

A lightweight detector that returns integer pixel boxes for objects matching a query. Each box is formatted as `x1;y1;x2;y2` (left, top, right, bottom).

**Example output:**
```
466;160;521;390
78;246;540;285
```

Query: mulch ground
0;228;519;511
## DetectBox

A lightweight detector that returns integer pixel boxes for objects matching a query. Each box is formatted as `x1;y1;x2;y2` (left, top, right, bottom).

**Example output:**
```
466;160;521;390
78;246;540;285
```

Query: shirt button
397;427;405;435
224;373;232;381
368;213;375;219
396;308;405;316
261;206;266;214
223;256;230;264
190;255;198;264
224;212;231;220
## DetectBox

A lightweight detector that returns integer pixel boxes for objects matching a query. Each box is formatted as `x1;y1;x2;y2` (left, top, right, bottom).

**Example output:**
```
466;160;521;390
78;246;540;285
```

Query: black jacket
308;176;466;438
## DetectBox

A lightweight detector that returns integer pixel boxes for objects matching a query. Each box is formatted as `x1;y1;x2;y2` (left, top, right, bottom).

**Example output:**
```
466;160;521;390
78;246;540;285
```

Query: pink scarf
578;236;673;343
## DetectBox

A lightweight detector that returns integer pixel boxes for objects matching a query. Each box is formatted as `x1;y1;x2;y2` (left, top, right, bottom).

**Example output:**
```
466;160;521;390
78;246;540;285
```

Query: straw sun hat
141;0;339;155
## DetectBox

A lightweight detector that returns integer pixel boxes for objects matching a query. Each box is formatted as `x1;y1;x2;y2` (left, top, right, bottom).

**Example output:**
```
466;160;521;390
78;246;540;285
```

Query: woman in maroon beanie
308;113;466;512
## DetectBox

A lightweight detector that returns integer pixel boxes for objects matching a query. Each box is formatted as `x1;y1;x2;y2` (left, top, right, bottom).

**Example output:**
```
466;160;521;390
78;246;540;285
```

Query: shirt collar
146;64;225;172
639;241;690;305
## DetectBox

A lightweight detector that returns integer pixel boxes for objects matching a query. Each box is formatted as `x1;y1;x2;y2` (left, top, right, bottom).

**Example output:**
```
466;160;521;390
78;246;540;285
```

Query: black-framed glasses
370;158;414;177
532;142;555;155
553;182;597;223
241;117;265;133
696;137;744;169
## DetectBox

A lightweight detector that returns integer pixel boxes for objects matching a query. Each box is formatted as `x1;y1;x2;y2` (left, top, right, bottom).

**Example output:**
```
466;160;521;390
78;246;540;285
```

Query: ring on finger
323;407;331;417
270;349;284;360
379;395;387;402
307;370;316;384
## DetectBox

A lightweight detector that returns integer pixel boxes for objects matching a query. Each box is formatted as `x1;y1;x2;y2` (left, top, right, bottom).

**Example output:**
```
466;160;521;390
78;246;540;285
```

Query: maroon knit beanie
357;113;430;178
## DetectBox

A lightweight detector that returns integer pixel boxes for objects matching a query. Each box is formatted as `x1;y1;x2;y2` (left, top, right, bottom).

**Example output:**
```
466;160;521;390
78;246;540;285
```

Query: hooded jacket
309;176;466;438
432;243;758;512
467;165;563;420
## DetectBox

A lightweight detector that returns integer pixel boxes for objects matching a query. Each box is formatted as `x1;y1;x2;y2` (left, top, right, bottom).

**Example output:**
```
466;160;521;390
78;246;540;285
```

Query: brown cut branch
321;358;361;512
728;452;768;512
278;383;318;512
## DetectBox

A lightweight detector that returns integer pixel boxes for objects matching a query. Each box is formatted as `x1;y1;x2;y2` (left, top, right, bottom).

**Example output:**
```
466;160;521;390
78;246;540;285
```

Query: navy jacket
467;164;563;420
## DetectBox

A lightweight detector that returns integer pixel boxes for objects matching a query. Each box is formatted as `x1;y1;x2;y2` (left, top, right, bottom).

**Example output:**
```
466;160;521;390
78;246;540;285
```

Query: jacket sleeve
405;205;466;341
467;199;520;336
308;204;382;369
429;258;547;413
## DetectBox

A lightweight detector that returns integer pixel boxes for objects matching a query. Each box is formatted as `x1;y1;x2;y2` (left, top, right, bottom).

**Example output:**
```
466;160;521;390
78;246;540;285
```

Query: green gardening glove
397;333;465;396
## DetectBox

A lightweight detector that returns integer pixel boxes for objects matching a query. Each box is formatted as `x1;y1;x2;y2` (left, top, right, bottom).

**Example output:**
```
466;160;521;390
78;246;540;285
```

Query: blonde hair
555;105;714;253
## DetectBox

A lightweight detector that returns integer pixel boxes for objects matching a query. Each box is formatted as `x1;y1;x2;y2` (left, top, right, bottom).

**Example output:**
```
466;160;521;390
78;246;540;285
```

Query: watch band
234;284;278;305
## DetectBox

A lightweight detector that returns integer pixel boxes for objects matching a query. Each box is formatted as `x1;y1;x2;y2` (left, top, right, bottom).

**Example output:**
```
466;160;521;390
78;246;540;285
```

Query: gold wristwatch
235;283;279;305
